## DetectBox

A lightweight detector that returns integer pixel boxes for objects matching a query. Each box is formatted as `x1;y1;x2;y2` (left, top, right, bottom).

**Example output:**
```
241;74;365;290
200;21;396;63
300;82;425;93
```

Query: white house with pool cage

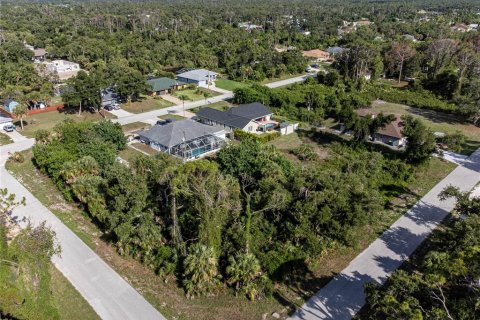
138;119;226;161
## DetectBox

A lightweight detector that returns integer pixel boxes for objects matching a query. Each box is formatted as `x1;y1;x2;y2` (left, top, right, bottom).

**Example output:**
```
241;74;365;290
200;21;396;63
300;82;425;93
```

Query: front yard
214;78;250;91
0;132;13;145
190;101;232;113
14;110;116;138
121;96;174;114
172;88;220;101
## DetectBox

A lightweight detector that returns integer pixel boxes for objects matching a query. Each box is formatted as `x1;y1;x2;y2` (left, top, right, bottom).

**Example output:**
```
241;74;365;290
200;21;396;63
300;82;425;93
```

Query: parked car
112;103;121;110
104;105;114;111
156;118;176;126
3;124;15;132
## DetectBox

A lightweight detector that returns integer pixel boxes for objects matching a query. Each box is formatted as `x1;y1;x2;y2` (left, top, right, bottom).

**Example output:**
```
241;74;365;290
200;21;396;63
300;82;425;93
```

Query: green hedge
233;129;280;143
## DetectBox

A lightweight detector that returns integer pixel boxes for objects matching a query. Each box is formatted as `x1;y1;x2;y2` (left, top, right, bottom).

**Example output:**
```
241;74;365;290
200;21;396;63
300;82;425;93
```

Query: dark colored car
104;105;114;111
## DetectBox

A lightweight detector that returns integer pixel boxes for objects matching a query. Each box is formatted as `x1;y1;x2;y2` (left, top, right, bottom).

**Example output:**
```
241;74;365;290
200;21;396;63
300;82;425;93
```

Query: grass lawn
190;101;232;113
50;96;64;105
371;101;480;155
158;114;185;121
0;132;13;145
215;78;250;91
261;72;306;84
50;265;100;320
121;96;174;114
118;146;144;162
122;122;150;133
172;88;220;101
268;132;330;163
14;110;116;138
130;142;159;155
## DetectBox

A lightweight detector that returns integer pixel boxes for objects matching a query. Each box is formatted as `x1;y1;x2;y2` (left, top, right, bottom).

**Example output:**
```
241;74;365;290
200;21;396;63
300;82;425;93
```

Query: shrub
11;152;24;163
233;129;280;143
291;144;319;161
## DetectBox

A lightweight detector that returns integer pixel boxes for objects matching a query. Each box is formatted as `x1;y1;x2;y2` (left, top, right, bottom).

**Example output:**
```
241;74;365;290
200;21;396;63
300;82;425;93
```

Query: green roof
147;77;185;92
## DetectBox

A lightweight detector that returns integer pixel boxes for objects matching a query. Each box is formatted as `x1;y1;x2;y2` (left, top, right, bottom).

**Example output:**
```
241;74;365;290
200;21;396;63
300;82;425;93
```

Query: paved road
113;74;311;126
290;149;480;320
0;148;166;320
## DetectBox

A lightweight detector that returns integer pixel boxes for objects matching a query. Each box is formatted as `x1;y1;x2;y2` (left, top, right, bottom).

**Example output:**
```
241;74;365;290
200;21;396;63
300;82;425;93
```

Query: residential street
0;153;165;320
290;149;480;320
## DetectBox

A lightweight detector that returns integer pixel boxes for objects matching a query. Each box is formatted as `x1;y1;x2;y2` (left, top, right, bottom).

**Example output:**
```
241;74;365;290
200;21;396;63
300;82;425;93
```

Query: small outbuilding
2;99;19;113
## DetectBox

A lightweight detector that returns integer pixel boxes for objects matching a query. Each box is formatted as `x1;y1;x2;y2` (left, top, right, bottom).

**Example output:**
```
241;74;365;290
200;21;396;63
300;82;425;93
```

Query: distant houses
42;59;81;81
327;46;346;58
196;102;276;133
176;69;218;87
25;43;47;61
302;49;331;62
138;119;226;160
146;77;187;96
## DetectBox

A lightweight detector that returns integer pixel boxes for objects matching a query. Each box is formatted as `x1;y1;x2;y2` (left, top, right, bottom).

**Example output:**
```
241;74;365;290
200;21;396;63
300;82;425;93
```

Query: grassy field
121;97;173;114
173;88;220;101
118;146;144;162
50;265;100;320
214;78;250;91
0;132;13;145
122;122;150;133
191;101;232;113
13;110;116;138
130;142;159;155
371;101;480;155
261;72;306;84
50;96;64;105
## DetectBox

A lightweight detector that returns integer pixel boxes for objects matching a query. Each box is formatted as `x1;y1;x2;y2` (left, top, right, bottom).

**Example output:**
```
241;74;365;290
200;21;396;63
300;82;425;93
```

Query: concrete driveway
4;129;30;143
289;149;480;320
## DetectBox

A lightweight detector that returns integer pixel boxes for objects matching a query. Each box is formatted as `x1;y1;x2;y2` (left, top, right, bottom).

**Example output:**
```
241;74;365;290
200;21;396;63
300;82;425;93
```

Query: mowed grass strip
121;97;174;114
0;132;13;145
14;110;116;138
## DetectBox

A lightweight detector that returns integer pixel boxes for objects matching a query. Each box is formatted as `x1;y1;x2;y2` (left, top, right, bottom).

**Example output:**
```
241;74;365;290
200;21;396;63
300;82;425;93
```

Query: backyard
13;110;116;138
121;96;173;114
370;100;480;155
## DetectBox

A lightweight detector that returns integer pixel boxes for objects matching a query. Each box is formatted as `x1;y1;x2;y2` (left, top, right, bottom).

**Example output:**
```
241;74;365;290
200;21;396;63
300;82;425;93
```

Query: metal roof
138;119;224;148
147;77;185;92
176;69;218;82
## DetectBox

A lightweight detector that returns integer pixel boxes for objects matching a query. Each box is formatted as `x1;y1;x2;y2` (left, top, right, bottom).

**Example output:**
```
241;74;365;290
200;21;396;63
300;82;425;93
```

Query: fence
28;104;64;115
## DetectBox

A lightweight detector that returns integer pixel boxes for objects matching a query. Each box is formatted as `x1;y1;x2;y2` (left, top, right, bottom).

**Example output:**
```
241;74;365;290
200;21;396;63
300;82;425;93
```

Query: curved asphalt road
290;149;480;320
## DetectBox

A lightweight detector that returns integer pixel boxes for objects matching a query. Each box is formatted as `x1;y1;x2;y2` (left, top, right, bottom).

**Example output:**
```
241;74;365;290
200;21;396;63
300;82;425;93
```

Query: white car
112;103;121;110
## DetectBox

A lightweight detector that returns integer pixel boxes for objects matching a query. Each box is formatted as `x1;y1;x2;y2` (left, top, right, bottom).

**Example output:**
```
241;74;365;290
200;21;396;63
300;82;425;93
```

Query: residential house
137;119;226;160
43;60;81;81
176;69;217;86
355;108;406;147
2;99;19;113
146;77;187;96
25;44;47;61
196;102;276;133
327;46;345;58
238;22;264;31
302;49;331;62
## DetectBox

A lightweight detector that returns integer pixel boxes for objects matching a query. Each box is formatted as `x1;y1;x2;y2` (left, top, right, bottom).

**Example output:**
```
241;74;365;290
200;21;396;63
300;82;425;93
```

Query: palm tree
178;94;189;116
203;92;211;105
12;104;28;131
183;244;220;298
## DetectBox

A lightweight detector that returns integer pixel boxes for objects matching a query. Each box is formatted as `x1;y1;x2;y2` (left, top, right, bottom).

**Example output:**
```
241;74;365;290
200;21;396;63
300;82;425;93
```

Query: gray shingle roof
138;119;224;148
176;69;218;82
196;102;272;129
